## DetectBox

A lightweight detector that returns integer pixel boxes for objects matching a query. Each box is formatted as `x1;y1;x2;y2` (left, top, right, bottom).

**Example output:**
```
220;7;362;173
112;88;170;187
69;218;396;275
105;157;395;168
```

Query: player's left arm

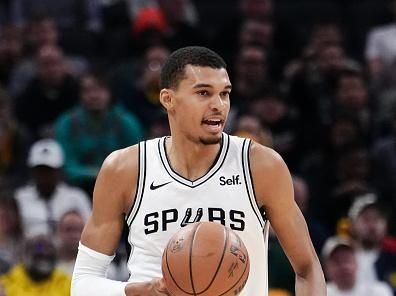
249;142;326;296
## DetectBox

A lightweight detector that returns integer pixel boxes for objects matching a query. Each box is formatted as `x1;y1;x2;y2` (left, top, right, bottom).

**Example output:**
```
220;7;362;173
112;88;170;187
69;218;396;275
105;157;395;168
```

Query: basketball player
71;46;326;295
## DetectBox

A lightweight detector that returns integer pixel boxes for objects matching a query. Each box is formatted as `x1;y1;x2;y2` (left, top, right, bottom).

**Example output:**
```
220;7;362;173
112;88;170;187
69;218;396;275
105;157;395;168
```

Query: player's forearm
71;243;127;296
295;260;326;296
72;243;168;296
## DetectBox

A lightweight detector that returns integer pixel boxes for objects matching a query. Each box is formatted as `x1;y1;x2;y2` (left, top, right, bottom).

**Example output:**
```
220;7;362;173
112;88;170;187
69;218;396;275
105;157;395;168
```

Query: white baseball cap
27;139;64;168
321;236;354;260
348;193;378;221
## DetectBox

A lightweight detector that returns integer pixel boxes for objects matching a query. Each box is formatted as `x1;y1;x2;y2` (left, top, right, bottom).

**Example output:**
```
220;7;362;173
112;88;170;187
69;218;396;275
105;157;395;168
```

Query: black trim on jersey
127;141;147;226
122;219;132;277
125;143;141;221
242;139;266;228
246;140;267;224
158;133;230;188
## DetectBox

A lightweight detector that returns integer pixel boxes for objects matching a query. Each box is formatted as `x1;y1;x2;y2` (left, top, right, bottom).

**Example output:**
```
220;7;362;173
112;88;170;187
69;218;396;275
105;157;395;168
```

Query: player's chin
199;134;222;145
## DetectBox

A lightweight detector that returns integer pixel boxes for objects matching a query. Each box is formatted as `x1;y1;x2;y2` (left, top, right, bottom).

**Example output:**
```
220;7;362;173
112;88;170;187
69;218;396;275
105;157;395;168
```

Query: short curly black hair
160;46;227;89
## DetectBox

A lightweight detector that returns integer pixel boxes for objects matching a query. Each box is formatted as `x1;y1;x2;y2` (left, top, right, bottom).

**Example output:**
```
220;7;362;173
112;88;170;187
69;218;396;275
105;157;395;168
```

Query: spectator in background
365;0;396;94
130;7;168;53
371;104;396;217
238;18;274;49
0;24;23;89
327;146;372;228
284;22;344;81
212;0;273;63
156;0;205;49
239;0;273;20
231;45;269;110
247;90;300;169
286;30;360;155
17;0;102;33
376;236;396;295
348;194;389;285
0;196;22;274
0;89;31;189
9;13;60;97
0;234;71;296
127;0;198;25
14;45;80;139
333;69;372;141
232;114;273;147
14;139;91;237
55;71;143;193
293;175;330;254
112;45;170;127
55;210;84;276
301;114;366;225
9;14;89;98
23;13;59;55
131;0;205;53
55;210;130;281
322;236;392;296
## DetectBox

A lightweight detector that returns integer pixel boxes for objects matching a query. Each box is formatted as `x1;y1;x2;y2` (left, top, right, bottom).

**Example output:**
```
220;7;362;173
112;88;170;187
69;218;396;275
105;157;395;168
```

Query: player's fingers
155;278;169;295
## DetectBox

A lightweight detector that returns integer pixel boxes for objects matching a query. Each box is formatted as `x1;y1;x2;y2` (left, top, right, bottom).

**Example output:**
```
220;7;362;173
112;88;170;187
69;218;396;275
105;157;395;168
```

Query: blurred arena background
0;0;395;295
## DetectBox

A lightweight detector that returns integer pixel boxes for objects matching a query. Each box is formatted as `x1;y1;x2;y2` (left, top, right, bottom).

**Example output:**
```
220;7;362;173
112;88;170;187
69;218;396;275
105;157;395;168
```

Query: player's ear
160;88;173;111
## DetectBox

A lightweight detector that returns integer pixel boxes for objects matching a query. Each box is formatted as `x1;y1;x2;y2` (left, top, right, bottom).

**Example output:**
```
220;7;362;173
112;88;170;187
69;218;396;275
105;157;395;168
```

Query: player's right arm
71;145;169;296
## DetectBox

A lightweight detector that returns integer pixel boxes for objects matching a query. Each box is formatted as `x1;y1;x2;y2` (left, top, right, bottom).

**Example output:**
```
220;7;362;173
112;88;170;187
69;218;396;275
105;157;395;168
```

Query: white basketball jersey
125;133;269;296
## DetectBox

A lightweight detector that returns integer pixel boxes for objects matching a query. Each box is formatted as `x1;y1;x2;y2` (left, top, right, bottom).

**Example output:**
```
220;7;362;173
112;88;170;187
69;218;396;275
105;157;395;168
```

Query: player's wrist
125;279;168;296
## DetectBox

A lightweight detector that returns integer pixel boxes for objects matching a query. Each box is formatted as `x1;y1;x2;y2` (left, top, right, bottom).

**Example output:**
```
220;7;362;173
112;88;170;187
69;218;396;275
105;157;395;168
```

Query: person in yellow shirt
0;234;70;296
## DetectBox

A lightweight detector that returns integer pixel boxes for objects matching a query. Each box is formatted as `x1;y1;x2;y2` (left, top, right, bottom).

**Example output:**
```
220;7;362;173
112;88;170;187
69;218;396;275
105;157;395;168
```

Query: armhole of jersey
242;139;266;228
126;141;146;226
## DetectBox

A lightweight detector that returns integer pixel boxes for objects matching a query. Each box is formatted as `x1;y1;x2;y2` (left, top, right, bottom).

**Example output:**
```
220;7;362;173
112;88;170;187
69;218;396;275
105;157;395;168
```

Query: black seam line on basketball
218;243;250;296
195;225;229;295
128;141;147;227
189;222;202;296
165;223;202;295
242;139;265;228
158;133;230;188
150;181;172;190
125;141;141;222
164;243;176;296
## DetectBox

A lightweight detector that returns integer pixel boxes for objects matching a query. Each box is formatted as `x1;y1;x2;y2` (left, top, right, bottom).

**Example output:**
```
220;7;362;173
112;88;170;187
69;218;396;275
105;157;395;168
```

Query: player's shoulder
101;144;139;176
249;140;285;170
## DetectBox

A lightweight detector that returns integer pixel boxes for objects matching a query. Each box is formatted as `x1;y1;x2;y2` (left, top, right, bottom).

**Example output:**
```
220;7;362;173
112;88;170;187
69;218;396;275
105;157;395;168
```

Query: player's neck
165;136;221;181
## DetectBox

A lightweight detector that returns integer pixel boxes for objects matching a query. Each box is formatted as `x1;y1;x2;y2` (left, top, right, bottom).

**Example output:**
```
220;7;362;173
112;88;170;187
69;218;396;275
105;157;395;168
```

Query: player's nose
209;94;226;111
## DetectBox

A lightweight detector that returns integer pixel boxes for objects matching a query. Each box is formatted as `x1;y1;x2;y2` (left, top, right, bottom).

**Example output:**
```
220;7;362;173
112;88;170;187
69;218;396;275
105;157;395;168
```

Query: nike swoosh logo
150;181;172;190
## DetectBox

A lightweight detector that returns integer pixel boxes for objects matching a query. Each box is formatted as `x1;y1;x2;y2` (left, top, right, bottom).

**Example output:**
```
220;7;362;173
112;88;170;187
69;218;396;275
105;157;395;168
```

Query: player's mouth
202;119;224;133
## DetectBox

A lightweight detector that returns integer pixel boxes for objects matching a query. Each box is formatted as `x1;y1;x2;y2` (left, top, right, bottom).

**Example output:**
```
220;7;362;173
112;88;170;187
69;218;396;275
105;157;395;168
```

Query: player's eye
197;90;210;96
221;91;230;97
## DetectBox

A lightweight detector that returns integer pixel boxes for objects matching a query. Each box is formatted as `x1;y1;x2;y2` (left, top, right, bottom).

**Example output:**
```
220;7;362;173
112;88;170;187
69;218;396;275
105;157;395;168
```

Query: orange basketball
162;222;250;296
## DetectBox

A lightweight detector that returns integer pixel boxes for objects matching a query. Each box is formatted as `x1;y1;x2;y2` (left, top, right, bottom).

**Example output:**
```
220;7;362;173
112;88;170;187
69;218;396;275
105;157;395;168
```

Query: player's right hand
125;278;169;296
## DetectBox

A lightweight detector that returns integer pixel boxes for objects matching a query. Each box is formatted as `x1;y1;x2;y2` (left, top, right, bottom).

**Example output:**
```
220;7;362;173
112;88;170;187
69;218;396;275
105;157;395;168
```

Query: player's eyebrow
192;83;232;90
192;83;213;89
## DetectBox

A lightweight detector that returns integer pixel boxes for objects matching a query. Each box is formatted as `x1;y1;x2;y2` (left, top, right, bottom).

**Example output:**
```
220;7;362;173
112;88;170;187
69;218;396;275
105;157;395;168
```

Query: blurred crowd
0;0;395;295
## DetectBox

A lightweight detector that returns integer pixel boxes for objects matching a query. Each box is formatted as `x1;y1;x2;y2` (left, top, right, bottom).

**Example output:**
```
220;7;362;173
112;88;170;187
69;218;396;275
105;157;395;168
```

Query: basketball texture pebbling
162;221;250;296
